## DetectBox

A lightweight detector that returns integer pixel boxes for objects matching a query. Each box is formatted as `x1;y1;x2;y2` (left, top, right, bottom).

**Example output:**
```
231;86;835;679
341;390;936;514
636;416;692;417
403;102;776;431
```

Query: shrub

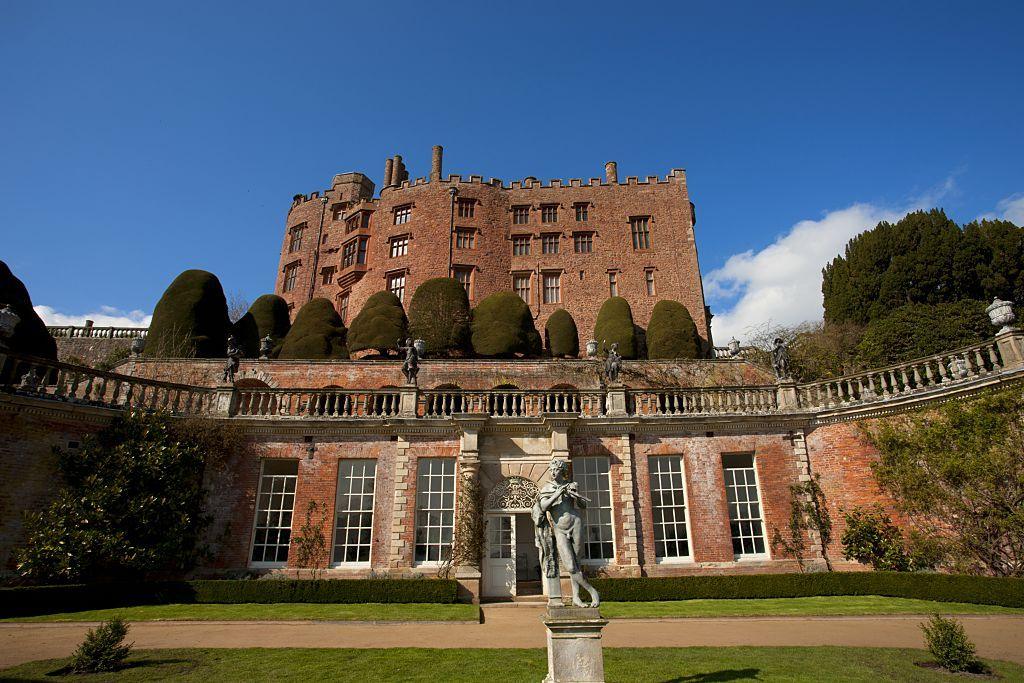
347;291;408;355
921;615;987;673
0;259;57;360
840;506;911;572
855;300;991;367
278;298;349;359
407;278;471;356
471;291;541;357
234;294;291;358
145;269;230;358
646;300;701;359
593;297;638;359
545;309;579;357
69;618;132;673
95;346;131;371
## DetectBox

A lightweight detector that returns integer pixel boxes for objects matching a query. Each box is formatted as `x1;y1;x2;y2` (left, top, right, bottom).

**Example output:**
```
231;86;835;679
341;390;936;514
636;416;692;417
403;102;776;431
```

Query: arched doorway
482;475;541;599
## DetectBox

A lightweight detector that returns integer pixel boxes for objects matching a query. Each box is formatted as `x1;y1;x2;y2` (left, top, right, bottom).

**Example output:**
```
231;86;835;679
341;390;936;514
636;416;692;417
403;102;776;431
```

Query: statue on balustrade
222;335;242;383
532;459;601;608
771;337;791;381
399;337;419;385
603;342;622;384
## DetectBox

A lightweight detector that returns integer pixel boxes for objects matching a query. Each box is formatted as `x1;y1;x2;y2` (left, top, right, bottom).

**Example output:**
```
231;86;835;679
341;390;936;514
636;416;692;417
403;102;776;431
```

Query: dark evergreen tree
593;297;638;359
144;270;230;358
960;219;1024;304
545;309;579;357
471;291;541;357
0;260;57;360
647;300;702;359
407;277;471;356
347;291;408;355
234;294;291;358
278;298;349;359
855;300;991;368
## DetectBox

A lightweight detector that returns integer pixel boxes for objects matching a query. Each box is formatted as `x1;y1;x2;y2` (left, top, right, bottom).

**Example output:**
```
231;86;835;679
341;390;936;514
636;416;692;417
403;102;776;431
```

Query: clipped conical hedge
593;297;638;359
234;294;291;358
347;291;408;355
278;298;348;359
545;309;579;358
647;300;701;359
407;277;471;356
0;260;57;360
145;270;229;358
471;291;541;357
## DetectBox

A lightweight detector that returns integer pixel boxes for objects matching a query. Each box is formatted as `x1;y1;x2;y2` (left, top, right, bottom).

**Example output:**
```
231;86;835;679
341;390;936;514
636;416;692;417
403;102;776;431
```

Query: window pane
414;458;456;564
333;460;377;565
574;457;614;561
722;454;766;556
251;460;299;565
650;456;689;559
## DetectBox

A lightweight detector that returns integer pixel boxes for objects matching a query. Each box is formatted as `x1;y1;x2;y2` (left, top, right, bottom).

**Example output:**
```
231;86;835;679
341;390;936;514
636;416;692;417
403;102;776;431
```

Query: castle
275;147;712;350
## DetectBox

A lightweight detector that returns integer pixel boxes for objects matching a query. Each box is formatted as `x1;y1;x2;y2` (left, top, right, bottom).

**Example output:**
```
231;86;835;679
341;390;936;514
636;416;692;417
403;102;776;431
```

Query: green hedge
0;579;459;618
589;572;1024;608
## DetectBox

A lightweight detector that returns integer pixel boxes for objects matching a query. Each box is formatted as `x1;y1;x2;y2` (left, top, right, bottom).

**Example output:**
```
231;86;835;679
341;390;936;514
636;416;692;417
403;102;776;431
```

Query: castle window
650;455;691;560
414;458;456;564
342;237;368;267
630;216;651;250
250;459;298;566
723;453;767;557
455;229;475;249
394;205;412;225
573;232;593;253
512;235;531;256
387;272;406;302
513;274;531;303
574;456;614;561
457;198;475;218
541;234;560;254
454;267;473;296
574;203;589;222
390;235;409;258
646;269;656;296
543;272;561;304
512;205;530;225
332;459;377;565
282;262;299;293
346;211;371;233
321;266;336;286
541;204;558;223
288;226;304;253
339;292;350;323
608;271;618;297
332;206;345;221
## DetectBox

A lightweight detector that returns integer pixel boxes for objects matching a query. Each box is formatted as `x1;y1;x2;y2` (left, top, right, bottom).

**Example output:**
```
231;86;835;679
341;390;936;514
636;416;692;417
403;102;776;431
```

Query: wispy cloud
35;305;152;328
979;194;1024;225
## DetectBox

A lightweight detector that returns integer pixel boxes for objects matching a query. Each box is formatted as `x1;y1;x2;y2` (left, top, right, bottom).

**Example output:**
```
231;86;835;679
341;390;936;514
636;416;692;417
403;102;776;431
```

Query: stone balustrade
630;386;778;416
235;387;402;418
421;389;606;418
47;325;148;339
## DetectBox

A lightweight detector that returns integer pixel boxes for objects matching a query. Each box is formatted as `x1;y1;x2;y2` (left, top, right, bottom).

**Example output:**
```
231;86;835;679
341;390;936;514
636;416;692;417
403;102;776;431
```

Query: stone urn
0;303;20;350
130;337;146;357
413;339;426;355
585;340;599;357
728;337;741;357
987;298;1016;334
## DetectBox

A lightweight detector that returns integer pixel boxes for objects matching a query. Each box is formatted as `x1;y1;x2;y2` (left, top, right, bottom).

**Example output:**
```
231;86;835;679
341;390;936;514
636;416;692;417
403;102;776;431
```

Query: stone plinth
542;606;608;683
605;383;627;417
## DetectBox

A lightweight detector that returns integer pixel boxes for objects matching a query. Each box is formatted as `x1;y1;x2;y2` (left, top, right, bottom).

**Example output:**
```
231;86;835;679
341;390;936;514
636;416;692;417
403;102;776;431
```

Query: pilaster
388;436;413;568
995;329;1024;370
614;433;641;570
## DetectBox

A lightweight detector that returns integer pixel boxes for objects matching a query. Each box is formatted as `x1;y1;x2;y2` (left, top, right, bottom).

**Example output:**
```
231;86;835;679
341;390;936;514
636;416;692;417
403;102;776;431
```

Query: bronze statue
771;337;791;380
222;335;242;383
603;342;622;384
399;337;419;385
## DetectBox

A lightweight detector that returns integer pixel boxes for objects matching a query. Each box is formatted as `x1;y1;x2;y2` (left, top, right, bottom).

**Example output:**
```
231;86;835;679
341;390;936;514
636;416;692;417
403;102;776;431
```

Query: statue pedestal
542;606;608;683
605;382;627;417
399;385;418;417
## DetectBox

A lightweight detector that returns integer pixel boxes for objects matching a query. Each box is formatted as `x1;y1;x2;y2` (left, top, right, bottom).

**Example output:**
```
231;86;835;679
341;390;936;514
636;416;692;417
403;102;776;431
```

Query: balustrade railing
0;353;215;414
234;387;402;418
797;340;1003;410
47;325;148;339
421;389;606;418
630;386;778;416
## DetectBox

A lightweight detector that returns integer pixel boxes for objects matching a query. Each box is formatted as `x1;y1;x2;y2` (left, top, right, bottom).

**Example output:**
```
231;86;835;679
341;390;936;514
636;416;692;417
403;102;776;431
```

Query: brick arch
234;369;278;388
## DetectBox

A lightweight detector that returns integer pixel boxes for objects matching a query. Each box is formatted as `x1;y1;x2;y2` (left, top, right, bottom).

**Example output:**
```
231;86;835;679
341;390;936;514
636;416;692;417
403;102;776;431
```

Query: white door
483;514;516;598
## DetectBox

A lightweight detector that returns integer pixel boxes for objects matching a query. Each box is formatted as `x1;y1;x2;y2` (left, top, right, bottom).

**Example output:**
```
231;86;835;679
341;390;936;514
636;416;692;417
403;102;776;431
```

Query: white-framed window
455;229;475;249
650;455;692;561
630;216;651;250
542;234;559;254
542;272;561;304
250;459;298;566
282;262;299;293
512;235;531;256
394;205;412;225
512;205;530;225
574;456;614;562
723;453;768;557
387;272;407;302
608;271;618;297
390;235;409;257
513;274;531;303
332;459;377;565
645;269;656;296
414;458;456;564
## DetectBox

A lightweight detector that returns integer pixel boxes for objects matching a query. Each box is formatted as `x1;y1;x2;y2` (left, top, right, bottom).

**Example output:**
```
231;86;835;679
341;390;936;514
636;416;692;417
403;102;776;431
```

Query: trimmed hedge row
0;579;458;618
589;572;1024;608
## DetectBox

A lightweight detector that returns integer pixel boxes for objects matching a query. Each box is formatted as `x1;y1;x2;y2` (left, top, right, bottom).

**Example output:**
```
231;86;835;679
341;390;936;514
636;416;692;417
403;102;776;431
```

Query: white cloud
980;194;1024;225
34;305;152;328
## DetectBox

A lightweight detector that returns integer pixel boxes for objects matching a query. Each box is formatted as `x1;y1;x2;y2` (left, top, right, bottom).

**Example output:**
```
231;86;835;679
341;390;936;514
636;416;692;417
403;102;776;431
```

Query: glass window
455;268;472;295
541;205;558;223
342;237;368;267
608;272;618;297
333;460;377;564
456;230;475;249
573;233;593;253
339;292;350;323
388;273;406;302
650;456;690;560
542;234;559;254
723;453;767;556
394;205;412;225
513;274;531;303
457;198;475;218
414;458;456;563
573;457;614;561
282;263;298;293
321;266;335;285
512;206;530;225
512;235;531;256
288;226;304;253
251;460;298;565
390;236;409;257
630;216;651;250
574;203;589;222
542;273;560;304
646;270;656;296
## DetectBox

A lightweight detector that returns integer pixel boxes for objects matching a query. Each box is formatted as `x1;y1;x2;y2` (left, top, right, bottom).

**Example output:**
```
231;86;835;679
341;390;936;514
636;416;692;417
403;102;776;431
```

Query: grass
1;647;1022;682
599;595;1024;619
0;603;479;623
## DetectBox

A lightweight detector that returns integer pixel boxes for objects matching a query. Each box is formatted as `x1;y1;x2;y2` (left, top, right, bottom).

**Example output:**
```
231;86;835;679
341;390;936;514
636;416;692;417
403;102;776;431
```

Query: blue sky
2;1;1022;341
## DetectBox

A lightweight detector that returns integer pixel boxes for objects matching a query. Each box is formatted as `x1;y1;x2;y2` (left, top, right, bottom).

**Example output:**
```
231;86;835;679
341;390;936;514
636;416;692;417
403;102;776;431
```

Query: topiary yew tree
593;296;638;359
407;277;471;356
471;291;541;357
545;309;579;357
234;294;291;358
0;260;57;360
277;298;349;359
347;291;408;355
145;269;230;358
647;300;702;359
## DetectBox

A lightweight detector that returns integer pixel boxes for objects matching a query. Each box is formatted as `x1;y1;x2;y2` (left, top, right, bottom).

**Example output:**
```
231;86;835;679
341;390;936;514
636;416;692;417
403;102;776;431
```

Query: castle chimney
431;145;444;181
393;155;408;184
384;157;394;187
604;161;618;184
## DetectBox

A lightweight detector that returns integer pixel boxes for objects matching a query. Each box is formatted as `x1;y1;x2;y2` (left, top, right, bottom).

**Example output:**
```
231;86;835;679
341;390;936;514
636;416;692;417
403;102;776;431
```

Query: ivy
771;474;833;571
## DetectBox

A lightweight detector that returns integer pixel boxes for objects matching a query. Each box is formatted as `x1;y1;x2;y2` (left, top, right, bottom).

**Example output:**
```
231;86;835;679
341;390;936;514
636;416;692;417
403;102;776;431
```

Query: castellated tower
274;147;710;353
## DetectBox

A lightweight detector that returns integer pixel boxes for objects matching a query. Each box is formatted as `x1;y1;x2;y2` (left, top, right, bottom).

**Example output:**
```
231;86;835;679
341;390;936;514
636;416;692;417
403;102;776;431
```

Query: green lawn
600;595;1024;619
2;647;1022;682
0;603;479;623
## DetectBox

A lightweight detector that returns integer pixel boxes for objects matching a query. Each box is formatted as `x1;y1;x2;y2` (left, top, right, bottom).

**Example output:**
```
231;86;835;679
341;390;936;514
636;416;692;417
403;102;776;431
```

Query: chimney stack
431;145;444;181
393;155;408;184
604;161;618;184
383;157;394;187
